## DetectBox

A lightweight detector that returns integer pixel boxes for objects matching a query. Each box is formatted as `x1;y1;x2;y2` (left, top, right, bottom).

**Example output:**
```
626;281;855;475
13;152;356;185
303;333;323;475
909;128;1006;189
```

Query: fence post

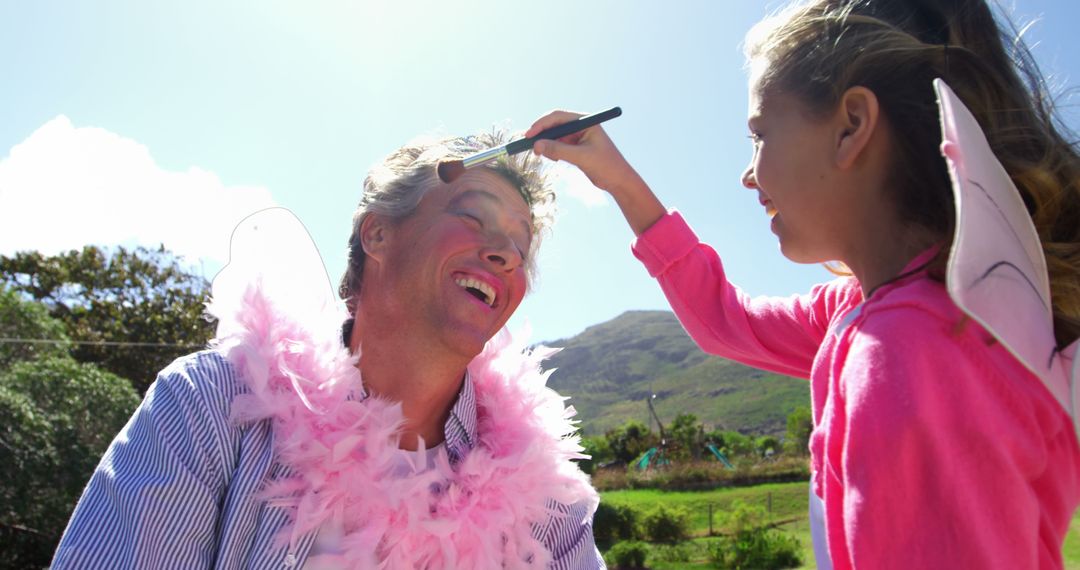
708;503;713;536
768;492;773;517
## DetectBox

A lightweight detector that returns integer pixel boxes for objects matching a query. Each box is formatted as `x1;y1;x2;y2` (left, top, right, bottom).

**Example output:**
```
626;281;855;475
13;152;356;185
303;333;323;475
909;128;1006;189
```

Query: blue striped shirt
51;350;604;569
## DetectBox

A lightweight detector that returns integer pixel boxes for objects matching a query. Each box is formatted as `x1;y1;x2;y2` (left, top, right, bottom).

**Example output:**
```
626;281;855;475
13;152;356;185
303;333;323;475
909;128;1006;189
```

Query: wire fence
0;338;204;349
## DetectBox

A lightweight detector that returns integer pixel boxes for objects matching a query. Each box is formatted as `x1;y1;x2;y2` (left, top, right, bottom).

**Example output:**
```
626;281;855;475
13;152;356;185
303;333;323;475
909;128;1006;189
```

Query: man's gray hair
339;131;554;311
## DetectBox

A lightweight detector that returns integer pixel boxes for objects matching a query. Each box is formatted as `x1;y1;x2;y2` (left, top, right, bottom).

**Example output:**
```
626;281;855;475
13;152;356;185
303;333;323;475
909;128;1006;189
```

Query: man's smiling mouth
455;277;495;307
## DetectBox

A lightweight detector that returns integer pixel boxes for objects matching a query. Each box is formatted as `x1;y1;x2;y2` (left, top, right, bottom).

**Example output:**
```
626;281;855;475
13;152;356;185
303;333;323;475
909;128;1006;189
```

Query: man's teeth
455;277;495;306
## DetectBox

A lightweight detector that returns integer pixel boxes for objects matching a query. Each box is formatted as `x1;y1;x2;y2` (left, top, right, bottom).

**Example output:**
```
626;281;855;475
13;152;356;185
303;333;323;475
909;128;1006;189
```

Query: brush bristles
437;160;466;184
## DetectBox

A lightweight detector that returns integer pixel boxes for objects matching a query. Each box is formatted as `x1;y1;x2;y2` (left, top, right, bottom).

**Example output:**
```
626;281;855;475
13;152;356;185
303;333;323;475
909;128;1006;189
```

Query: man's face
363;169;532;358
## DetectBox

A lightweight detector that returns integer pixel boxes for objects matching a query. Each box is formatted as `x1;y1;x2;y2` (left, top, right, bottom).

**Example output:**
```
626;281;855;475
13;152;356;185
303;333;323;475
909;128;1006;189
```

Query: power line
0;338;205;349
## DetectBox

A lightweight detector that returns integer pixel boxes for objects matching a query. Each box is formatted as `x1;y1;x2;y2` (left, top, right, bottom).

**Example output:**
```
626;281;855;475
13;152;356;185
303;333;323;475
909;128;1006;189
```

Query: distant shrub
652;542;693;563
593;502;641;549
605;540;649;569
784;406;813;456
578;435;613;475
605;420;657;464
755;436;780;457
709;501;803;569
640;503;691;545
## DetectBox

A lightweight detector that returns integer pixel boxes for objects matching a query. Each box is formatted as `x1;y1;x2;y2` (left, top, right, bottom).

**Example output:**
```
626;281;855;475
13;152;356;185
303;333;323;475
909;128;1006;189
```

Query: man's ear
835;86;881;170
359;214;391;262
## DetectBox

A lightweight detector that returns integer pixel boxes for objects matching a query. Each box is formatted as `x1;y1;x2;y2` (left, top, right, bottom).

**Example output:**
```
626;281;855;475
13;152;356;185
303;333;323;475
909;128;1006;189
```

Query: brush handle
505;106;622;156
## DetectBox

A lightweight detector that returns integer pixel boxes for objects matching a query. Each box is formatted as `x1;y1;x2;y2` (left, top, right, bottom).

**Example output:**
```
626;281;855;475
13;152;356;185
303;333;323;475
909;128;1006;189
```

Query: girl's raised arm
527;110;667;236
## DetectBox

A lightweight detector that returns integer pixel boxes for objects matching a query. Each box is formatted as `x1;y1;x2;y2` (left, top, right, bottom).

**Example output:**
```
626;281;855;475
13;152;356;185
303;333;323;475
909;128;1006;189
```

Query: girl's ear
359;214;391;263
835;86;881;170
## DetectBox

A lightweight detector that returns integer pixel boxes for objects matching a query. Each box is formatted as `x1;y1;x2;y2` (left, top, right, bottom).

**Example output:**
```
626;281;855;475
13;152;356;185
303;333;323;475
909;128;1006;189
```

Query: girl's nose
741;164;758;189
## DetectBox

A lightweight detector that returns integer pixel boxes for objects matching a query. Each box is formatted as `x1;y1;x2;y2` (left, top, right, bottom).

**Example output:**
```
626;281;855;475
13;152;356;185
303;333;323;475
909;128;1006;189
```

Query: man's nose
481;236;522;272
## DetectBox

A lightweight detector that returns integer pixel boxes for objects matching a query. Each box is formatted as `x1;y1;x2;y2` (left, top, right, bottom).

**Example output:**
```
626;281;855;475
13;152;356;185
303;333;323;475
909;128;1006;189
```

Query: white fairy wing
935;79;1079;437
209;207;343;340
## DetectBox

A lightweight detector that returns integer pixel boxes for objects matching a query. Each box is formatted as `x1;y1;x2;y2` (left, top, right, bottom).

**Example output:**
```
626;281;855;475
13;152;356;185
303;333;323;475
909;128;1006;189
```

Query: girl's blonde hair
746;0;1080;346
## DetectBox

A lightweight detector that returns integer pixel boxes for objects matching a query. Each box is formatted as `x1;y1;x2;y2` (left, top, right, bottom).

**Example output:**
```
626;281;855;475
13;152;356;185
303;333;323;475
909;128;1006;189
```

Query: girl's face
742;74;860;265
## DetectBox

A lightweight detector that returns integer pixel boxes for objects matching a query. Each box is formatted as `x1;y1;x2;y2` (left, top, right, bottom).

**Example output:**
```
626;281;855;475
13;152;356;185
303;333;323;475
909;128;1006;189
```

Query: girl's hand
527;110;666;234
526;110;640;197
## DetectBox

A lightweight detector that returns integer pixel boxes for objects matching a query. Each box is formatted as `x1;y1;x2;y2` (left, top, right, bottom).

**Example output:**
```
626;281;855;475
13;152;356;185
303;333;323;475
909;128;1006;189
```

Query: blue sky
2;0;1078;344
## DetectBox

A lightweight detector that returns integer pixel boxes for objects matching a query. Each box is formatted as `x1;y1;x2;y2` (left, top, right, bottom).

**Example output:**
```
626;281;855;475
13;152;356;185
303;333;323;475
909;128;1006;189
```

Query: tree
578;434;613;474
784;406;813;455
0;384;56;566
0;246;214;393
668;413;703;460
0;286;71;369
720;430;755;458
755;435;780;457
0;355;141;569
605;420;657;465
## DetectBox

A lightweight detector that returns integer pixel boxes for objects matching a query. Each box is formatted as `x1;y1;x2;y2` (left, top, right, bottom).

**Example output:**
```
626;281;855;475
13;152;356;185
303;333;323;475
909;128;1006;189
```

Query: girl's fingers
525;110;586;138
532;139;580;164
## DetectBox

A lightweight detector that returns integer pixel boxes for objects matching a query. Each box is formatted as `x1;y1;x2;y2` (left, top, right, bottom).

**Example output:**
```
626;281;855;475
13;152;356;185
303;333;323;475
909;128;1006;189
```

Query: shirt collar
444;371;478;465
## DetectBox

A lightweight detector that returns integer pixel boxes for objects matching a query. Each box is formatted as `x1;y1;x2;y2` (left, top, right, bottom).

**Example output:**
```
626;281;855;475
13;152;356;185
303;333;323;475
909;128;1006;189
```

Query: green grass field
601;482;1080;569
1065;511;1080;570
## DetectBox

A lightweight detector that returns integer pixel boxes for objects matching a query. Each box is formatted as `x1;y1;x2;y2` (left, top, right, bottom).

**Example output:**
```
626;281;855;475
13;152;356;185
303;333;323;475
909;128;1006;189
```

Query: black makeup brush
437;106;622;184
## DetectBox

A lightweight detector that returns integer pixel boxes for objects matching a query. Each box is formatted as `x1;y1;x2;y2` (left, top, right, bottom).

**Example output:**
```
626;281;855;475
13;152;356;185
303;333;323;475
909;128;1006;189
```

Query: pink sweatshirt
632;211;1080;569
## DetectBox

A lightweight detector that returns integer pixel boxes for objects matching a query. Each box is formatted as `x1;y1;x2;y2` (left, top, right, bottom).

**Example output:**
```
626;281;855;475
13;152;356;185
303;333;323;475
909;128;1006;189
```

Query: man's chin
438;323;502;360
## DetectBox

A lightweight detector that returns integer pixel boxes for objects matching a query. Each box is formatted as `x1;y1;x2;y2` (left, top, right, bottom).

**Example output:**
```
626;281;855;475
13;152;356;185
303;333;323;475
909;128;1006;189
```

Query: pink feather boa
210;284;598;569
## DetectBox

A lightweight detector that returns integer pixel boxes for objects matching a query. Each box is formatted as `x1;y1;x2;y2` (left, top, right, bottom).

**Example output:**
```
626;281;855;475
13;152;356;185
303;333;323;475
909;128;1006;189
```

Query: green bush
605;540;649;569
640;503;691;545
755;436;779;457
593;502;640;549
784;406;812;456
708;528;803;569
652;542;693;563
708;501;803;569
578;435;613;475
0;385;60;567
0;356;141;569
719;431;754;457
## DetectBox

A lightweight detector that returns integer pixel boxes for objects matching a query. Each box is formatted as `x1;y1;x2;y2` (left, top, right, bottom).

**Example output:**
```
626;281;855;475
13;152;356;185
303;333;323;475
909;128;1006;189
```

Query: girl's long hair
746;0;1080;346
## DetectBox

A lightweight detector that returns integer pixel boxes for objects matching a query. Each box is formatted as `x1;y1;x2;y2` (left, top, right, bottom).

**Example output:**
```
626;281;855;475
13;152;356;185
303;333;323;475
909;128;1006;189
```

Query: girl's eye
747;132;763;145
459;212;482;226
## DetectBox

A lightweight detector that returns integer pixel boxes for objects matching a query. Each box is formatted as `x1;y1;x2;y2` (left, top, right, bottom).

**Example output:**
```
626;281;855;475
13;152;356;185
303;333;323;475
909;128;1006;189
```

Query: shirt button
283;553;298;567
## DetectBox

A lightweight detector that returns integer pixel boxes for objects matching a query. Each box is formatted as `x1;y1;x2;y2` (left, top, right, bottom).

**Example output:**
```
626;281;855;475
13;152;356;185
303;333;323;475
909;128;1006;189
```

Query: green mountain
542;310;809;437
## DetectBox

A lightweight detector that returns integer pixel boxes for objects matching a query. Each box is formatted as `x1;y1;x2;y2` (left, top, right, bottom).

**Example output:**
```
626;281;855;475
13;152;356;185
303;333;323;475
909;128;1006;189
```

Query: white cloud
0;116;276;265
547;161;609;208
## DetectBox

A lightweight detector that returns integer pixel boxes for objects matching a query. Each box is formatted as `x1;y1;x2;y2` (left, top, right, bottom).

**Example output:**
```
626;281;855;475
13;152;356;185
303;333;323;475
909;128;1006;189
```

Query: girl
527;0;1080;568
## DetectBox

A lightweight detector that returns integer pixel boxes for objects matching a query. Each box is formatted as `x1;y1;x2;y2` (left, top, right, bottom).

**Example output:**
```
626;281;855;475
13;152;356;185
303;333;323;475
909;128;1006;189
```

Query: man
51;132;603;569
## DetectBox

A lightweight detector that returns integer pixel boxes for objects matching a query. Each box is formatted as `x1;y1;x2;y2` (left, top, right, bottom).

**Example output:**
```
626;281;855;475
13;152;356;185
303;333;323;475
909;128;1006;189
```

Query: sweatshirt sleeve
829;304;1052;569
632;210;852;378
